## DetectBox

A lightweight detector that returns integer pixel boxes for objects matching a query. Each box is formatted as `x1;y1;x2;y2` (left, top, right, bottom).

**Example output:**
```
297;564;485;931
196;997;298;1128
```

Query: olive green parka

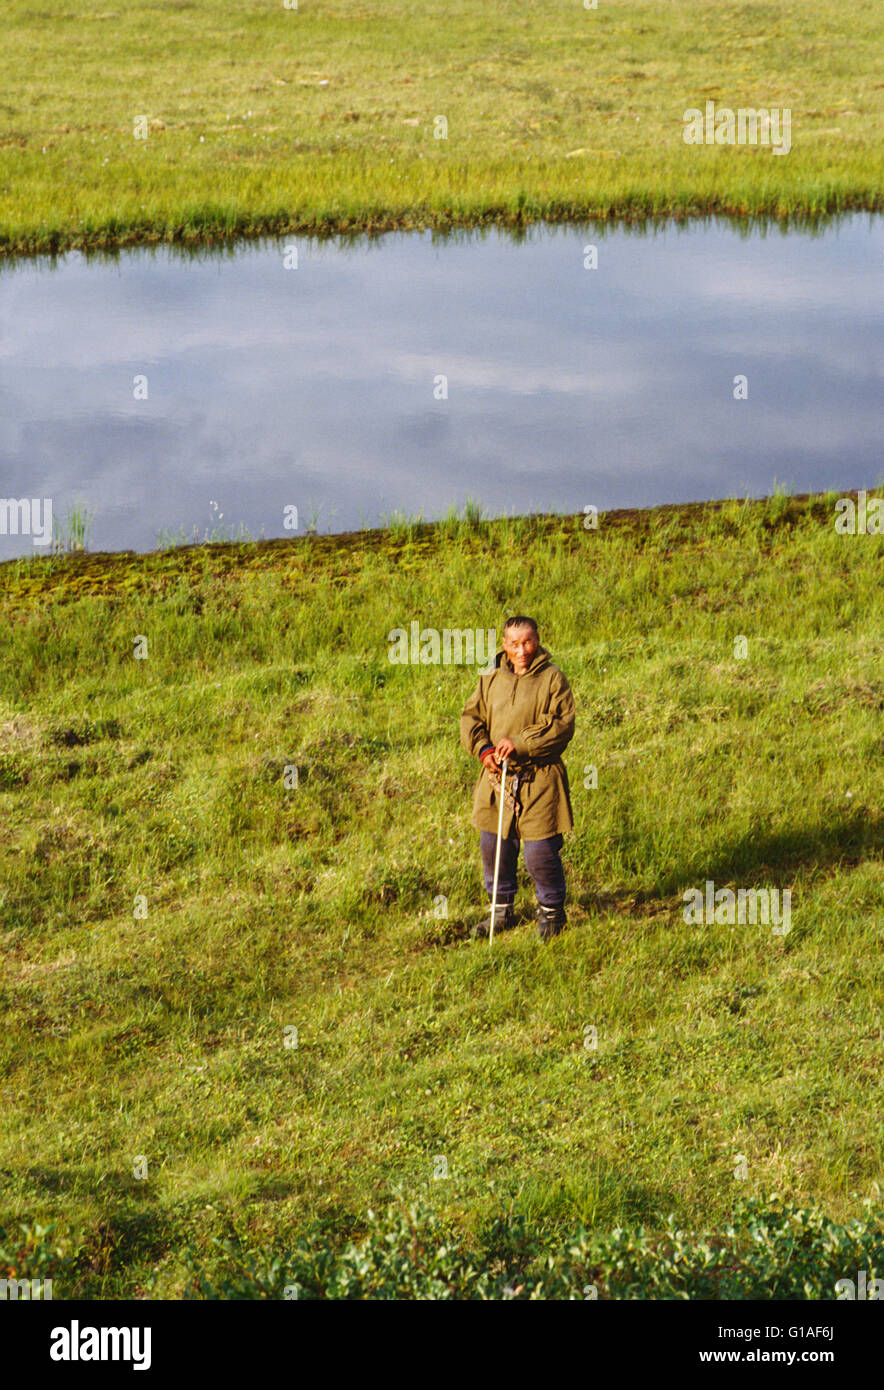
460;644;575;839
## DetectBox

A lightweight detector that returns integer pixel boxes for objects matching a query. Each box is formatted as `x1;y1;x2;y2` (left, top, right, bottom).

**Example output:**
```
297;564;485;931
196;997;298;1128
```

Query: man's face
502;624;539;674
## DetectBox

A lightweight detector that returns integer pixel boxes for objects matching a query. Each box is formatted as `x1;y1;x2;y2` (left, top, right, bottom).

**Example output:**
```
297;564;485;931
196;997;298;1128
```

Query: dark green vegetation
0;493;882;1297
2;0;882;255
6;1194;883;1299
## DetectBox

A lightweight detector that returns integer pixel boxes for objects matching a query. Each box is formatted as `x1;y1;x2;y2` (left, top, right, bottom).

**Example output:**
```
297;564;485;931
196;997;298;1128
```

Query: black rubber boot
472;903;515;940
536;902;567;941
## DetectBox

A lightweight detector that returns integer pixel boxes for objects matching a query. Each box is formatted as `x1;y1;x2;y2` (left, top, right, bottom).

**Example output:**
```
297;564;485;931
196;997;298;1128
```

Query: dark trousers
480;827;566;908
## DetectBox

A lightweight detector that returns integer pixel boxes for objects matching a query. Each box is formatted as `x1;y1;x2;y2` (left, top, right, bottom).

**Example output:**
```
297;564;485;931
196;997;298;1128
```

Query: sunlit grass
1;0;881;254
0;492;881;1295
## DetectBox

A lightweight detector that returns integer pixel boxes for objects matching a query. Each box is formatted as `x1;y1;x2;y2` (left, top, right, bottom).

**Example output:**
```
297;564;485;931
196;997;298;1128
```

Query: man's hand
480;748;498;772
494;738;516;762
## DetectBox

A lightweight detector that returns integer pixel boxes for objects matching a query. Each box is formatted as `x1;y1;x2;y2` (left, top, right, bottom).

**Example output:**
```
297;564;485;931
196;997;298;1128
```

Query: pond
0;215;881;557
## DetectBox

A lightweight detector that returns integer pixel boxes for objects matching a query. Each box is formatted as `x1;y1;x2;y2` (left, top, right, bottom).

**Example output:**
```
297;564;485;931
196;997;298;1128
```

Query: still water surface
0;216;881;557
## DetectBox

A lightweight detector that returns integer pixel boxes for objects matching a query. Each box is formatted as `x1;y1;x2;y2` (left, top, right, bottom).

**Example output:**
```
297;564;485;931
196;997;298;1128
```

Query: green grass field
2;0;882;255
1;493;882;1296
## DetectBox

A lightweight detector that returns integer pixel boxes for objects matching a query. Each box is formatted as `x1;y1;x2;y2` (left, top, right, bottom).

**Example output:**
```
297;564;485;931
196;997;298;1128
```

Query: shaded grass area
2;0;882;255
0;492;882;1297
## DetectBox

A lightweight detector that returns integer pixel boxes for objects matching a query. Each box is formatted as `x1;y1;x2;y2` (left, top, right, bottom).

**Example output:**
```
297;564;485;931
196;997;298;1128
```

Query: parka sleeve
510;671;575;761
460;676;492;758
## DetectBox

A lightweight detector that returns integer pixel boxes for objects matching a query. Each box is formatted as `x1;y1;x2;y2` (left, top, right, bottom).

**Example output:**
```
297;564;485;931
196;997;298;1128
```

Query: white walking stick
489;758;508;947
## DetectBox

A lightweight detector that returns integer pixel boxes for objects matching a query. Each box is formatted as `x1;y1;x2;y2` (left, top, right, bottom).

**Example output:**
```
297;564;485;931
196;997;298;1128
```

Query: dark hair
503;615;538;635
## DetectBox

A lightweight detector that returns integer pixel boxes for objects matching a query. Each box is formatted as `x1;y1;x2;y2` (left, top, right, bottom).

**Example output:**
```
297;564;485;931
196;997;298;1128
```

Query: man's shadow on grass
577;808;883;915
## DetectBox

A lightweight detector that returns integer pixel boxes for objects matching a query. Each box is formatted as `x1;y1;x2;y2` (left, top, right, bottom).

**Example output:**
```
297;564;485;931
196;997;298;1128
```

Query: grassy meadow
2;0;883;255
0;493;882;1296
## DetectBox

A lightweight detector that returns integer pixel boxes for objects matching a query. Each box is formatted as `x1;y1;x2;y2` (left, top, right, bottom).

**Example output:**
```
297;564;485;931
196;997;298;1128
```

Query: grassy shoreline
3;0;882;258
0;491;866;603
1;492;882;1296
3;176;882;262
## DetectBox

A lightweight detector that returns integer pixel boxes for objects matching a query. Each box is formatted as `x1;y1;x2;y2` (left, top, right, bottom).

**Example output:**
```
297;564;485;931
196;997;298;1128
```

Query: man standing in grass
460;616;576;941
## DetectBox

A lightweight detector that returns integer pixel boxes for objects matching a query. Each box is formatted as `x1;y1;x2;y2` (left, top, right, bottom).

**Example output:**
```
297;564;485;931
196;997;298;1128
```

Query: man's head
502;615;539;674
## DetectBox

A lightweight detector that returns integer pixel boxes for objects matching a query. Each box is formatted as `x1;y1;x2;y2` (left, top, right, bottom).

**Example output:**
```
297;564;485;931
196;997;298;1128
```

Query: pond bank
0;491;873;607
